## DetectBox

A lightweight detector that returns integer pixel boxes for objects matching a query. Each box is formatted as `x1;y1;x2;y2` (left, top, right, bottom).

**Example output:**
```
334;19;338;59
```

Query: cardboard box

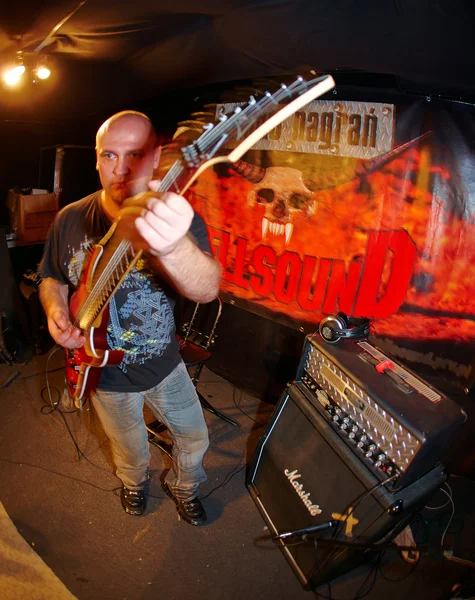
6;190;58;243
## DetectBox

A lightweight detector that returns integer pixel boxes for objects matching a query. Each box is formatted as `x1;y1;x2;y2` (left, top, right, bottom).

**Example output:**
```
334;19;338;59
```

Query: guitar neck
76;73;336;329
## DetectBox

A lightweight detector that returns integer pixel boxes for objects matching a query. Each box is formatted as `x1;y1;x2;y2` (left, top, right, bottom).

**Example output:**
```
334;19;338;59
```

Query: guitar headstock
178;74;335;167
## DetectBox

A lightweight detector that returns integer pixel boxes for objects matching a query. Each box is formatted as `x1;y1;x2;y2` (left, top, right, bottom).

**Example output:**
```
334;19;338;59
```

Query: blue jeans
91;361;209;501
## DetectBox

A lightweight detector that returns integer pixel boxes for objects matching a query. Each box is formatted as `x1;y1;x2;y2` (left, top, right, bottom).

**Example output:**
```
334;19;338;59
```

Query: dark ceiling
1;0;475;123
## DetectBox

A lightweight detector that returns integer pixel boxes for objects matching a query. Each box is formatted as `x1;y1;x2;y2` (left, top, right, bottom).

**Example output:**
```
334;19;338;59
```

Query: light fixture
35;58;51;80
3;52;25;86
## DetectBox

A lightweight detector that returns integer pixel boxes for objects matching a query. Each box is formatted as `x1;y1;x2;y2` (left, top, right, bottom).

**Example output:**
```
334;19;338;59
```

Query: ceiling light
3;52;25;86
37;65;51;80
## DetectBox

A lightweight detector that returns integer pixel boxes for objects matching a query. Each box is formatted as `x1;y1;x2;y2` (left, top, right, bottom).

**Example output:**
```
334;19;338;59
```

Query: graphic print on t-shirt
66;240;174;372
107;268;174;372
67;237;96;286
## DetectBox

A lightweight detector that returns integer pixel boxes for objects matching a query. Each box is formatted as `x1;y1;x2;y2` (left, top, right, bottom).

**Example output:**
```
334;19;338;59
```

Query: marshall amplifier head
296;336;467;490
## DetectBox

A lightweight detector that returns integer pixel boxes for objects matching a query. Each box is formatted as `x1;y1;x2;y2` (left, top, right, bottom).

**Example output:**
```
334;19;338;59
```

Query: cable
301;473;400;598
440;487;475;569
43;346;65;410
424;482;453;511
377;554;420;583
200;377;269;427
39;347;115;472
34;1;89;52
231;385;267;427
0;457;116;494
20;366;63;380
201;451;248;500
353;552;383;600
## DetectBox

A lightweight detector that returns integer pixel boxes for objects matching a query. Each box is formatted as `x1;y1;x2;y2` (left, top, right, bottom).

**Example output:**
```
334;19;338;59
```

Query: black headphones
318;312;370;344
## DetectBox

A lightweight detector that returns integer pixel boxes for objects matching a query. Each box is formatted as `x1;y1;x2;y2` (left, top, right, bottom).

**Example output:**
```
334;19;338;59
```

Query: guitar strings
74;239;133;329
72;160;186;331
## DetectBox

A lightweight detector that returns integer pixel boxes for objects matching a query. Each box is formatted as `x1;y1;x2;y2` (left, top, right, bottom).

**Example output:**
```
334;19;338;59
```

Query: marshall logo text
284;469;322;516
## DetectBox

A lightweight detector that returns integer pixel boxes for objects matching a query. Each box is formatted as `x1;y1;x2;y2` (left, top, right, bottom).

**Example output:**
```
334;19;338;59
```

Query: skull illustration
247;166;315;244
231;134;430;245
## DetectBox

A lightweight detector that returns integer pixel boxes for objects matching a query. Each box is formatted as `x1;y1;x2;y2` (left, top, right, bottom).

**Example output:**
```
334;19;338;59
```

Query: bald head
96;111;158;148
96;110;161;217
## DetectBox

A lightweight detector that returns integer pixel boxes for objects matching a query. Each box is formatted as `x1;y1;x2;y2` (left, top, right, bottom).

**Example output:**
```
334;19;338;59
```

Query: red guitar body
64;244;124;401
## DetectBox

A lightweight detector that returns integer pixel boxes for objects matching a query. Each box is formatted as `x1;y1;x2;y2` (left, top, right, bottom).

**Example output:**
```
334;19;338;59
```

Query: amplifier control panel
301;371;402;480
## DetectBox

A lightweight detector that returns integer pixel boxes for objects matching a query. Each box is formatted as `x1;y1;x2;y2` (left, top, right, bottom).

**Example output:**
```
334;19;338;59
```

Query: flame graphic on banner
187;138;475;344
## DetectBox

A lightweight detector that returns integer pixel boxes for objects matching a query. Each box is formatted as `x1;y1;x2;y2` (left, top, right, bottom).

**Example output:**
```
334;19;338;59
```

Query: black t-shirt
40;191;211;392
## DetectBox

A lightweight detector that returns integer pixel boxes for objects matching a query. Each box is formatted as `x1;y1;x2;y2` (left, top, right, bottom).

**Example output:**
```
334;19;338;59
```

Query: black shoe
120;486;146;516
161;482;207;526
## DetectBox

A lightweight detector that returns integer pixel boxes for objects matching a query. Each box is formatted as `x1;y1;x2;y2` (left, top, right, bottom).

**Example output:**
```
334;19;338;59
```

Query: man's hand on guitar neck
115;181;194;258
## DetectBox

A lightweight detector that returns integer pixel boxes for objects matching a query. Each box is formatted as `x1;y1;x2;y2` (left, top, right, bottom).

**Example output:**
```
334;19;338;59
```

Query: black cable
0;457;116;494
201;452;248;500
308;473;400;594
312;551;384;600
353;552;384;600
39;346;116;472
21;366;63;380
200;377;269;427
377;554;420;583
40;384;114;473
283;474;400;599
313;539;333;600
277;535;435;554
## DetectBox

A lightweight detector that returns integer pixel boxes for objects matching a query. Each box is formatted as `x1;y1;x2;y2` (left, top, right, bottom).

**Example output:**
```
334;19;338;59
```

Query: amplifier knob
374;460;383;467
351;425;359;433
348;432;356;439
359;434;368;443
365;450;373;458
377;454;386;462
368;444;377;452
332;415;340;422
340;423;348;430
310;383;317;390
335;407;342;415
342;417;350;424
357;441;365;448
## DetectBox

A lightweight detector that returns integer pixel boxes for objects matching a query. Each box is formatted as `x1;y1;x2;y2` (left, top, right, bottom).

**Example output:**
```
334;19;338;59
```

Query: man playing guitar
39;111;221;522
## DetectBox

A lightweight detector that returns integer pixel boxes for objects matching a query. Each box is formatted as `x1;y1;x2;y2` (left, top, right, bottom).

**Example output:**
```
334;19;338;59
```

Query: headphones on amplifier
318;312;370;344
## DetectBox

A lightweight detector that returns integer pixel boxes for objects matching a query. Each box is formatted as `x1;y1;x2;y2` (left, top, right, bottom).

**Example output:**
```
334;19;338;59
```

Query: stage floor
0;351;474;600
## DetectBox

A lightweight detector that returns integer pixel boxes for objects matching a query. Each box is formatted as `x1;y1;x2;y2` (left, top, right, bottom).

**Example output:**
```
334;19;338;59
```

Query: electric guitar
65;73;336;403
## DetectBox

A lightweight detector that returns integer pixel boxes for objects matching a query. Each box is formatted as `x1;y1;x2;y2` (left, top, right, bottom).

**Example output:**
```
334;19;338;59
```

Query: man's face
96;117;160;206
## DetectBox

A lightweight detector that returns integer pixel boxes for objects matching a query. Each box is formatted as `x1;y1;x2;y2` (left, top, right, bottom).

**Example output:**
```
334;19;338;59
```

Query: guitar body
65;244;124;401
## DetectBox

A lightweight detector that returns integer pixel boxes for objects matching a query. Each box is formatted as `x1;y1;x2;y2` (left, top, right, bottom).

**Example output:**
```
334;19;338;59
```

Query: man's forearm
39;277;70;317
153;235;221;303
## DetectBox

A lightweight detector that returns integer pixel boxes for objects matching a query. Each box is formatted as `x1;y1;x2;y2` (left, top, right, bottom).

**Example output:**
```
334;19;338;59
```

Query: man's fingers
121;191;161;209
54;312;71;332
48;318;84;349
148;179;162;193
135;218;177;256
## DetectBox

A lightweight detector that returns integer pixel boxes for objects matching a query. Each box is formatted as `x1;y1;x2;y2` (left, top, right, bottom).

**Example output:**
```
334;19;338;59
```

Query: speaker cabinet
246;384;445;590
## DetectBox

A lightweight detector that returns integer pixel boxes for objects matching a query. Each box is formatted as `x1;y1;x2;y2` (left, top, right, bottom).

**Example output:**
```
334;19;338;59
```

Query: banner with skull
181;96;475;386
